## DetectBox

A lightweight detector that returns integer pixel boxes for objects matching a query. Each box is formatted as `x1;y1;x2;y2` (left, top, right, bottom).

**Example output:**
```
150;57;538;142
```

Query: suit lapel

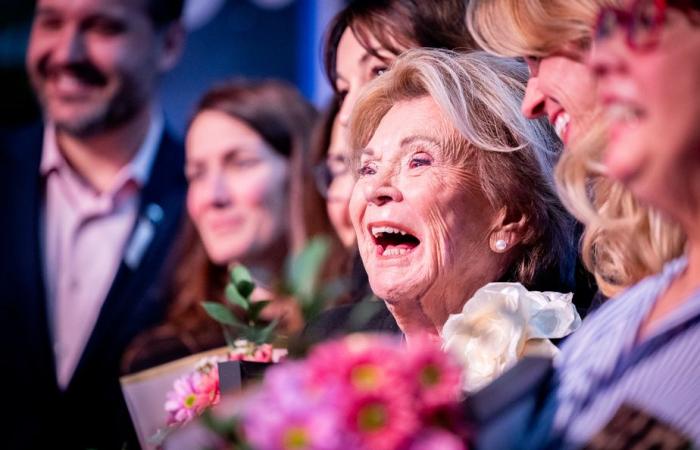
0;124;58;385
70;130;186;385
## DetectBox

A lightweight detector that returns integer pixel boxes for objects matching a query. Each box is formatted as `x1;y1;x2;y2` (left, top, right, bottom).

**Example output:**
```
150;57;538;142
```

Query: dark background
0;0;343;134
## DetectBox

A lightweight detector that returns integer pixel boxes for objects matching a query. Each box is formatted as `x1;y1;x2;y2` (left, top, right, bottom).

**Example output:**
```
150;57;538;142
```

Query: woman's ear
489;208;528;254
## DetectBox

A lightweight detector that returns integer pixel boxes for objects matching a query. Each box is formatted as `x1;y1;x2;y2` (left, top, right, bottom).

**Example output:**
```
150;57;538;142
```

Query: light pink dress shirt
41;115;163;389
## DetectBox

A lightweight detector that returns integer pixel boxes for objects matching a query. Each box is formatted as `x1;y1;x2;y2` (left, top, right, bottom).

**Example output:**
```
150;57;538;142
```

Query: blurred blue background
0;0;344;135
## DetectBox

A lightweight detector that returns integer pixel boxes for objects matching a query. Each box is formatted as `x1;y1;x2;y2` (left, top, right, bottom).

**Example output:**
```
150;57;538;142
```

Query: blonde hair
466;0;686;296
465;0;617;57
556;123;686;297
349;49;576;290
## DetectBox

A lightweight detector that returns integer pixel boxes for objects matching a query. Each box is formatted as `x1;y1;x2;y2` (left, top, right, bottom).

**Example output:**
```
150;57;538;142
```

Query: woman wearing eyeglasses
548;0;700;445
467;0;686;305
301;0;478;311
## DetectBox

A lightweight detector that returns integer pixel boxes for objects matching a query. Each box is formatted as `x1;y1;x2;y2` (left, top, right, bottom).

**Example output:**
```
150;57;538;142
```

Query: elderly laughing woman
326;49;580;390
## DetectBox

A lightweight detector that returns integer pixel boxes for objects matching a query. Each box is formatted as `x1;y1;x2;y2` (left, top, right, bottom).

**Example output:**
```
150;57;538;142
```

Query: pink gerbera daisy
403;338;463;410
345;390;418;450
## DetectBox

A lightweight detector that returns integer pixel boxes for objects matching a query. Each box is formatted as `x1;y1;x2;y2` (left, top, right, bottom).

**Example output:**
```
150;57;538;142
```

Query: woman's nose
209;173;231;207
338;87;359;127
364;172;403;206
521;77;546;119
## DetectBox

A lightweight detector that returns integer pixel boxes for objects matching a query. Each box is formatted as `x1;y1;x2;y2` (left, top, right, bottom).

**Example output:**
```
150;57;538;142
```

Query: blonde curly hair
466;0;686;296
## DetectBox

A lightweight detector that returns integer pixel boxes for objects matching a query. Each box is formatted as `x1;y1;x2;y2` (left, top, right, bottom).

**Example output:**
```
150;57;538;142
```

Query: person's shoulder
0;122;43;160
558;262;683;361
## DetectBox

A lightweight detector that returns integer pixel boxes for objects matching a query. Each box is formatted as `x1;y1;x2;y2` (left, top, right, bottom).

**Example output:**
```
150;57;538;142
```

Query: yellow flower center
283;426;310;449
351;364;382;390
420;364;441;387
357;403;387;432
184;394;197;409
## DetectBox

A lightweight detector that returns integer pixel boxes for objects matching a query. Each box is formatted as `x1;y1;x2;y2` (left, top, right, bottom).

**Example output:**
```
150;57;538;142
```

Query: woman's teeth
382;247;409;256
371;225;407;237
554;113;570;140
606;103;641;123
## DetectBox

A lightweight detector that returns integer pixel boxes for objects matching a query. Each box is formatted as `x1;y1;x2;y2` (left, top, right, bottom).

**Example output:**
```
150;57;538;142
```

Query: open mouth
604;101;644;142
369;224;421;257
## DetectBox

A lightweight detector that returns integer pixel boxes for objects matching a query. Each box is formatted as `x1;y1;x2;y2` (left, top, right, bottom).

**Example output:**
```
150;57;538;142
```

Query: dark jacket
0;123;186;449
304;300;400;343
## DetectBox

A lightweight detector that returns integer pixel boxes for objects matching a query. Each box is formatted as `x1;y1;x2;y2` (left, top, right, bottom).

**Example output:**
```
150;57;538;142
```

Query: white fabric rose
441;282;581;392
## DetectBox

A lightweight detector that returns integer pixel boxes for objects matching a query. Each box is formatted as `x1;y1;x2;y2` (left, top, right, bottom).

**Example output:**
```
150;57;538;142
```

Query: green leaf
244;319;278;345
285;236;330;301
202;302;244;328
257;319;279;344
231;264;253;285
230;265;256;298
248;300;270;321
225;284;249;311
236;279;255;298
222;327;238;349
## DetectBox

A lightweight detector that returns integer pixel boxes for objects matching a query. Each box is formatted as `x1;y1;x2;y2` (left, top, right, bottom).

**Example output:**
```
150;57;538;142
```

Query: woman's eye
230;158;259;169
185;168;204;182
409;157;432;169
358;163;376;177
372;66;388;77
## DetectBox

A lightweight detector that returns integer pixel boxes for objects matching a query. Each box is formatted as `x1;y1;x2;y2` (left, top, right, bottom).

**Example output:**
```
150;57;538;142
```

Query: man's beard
31;60;150;137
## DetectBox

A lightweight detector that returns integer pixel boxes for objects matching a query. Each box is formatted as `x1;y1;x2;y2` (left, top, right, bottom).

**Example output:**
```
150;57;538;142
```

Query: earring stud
494;239;508;252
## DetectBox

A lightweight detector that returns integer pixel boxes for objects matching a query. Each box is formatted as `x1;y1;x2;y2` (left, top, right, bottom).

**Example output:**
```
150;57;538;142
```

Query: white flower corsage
441;282;581;392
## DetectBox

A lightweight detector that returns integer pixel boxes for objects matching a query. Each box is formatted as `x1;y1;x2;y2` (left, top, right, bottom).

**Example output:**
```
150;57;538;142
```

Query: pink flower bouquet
164;341;286;428
239;333;470;450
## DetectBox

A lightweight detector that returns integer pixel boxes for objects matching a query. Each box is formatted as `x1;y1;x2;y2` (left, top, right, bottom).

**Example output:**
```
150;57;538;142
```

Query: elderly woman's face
590;0;700;213
349;96;501;310
521;47;598;147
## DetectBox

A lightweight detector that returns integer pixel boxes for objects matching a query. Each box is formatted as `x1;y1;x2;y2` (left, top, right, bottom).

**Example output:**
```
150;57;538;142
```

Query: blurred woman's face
521;47;598;146
335;27;396;127
349;96;502;318
590;0;700;213
325;116;356;248
186;110;289;265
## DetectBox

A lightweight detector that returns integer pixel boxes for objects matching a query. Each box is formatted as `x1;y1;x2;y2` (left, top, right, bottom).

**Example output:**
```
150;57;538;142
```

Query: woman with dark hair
324;0;476;127
302;0;478;309
123;80;317;372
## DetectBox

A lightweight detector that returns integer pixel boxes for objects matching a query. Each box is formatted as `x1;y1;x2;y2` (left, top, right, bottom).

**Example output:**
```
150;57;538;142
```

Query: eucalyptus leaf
231;264;253;285
285;236;330;301
248;300;270;321
257;319;279;344
202;302;244;328
222;327;239;349
225;284;249;310
236;279;256;298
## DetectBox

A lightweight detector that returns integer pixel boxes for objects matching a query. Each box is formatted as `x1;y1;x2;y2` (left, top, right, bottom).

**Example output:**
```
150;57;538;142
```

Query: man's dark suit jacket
0;123;186;449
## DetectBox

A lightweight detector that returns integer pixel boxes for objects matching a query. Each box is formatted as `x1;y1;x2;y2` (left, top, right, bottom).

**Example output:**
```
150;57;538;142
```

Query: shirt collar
39;109;165;191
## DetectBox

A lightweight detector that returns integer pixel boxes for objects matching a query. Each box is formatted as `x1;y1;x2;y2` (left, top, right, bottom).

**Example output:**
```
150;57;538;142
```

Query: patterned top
552;257;700;446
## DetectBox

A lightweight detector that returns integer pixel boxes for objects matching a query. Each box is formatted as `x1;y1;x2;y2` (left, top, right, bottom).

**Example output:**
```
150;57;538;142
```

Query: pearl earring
494;239;508;252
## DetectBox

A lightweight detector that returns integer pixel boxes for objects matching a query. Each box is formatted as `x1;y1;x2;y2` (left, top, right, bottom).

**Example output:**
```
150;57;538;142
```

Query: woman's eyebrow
400;135;440;148
359;147;375;158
